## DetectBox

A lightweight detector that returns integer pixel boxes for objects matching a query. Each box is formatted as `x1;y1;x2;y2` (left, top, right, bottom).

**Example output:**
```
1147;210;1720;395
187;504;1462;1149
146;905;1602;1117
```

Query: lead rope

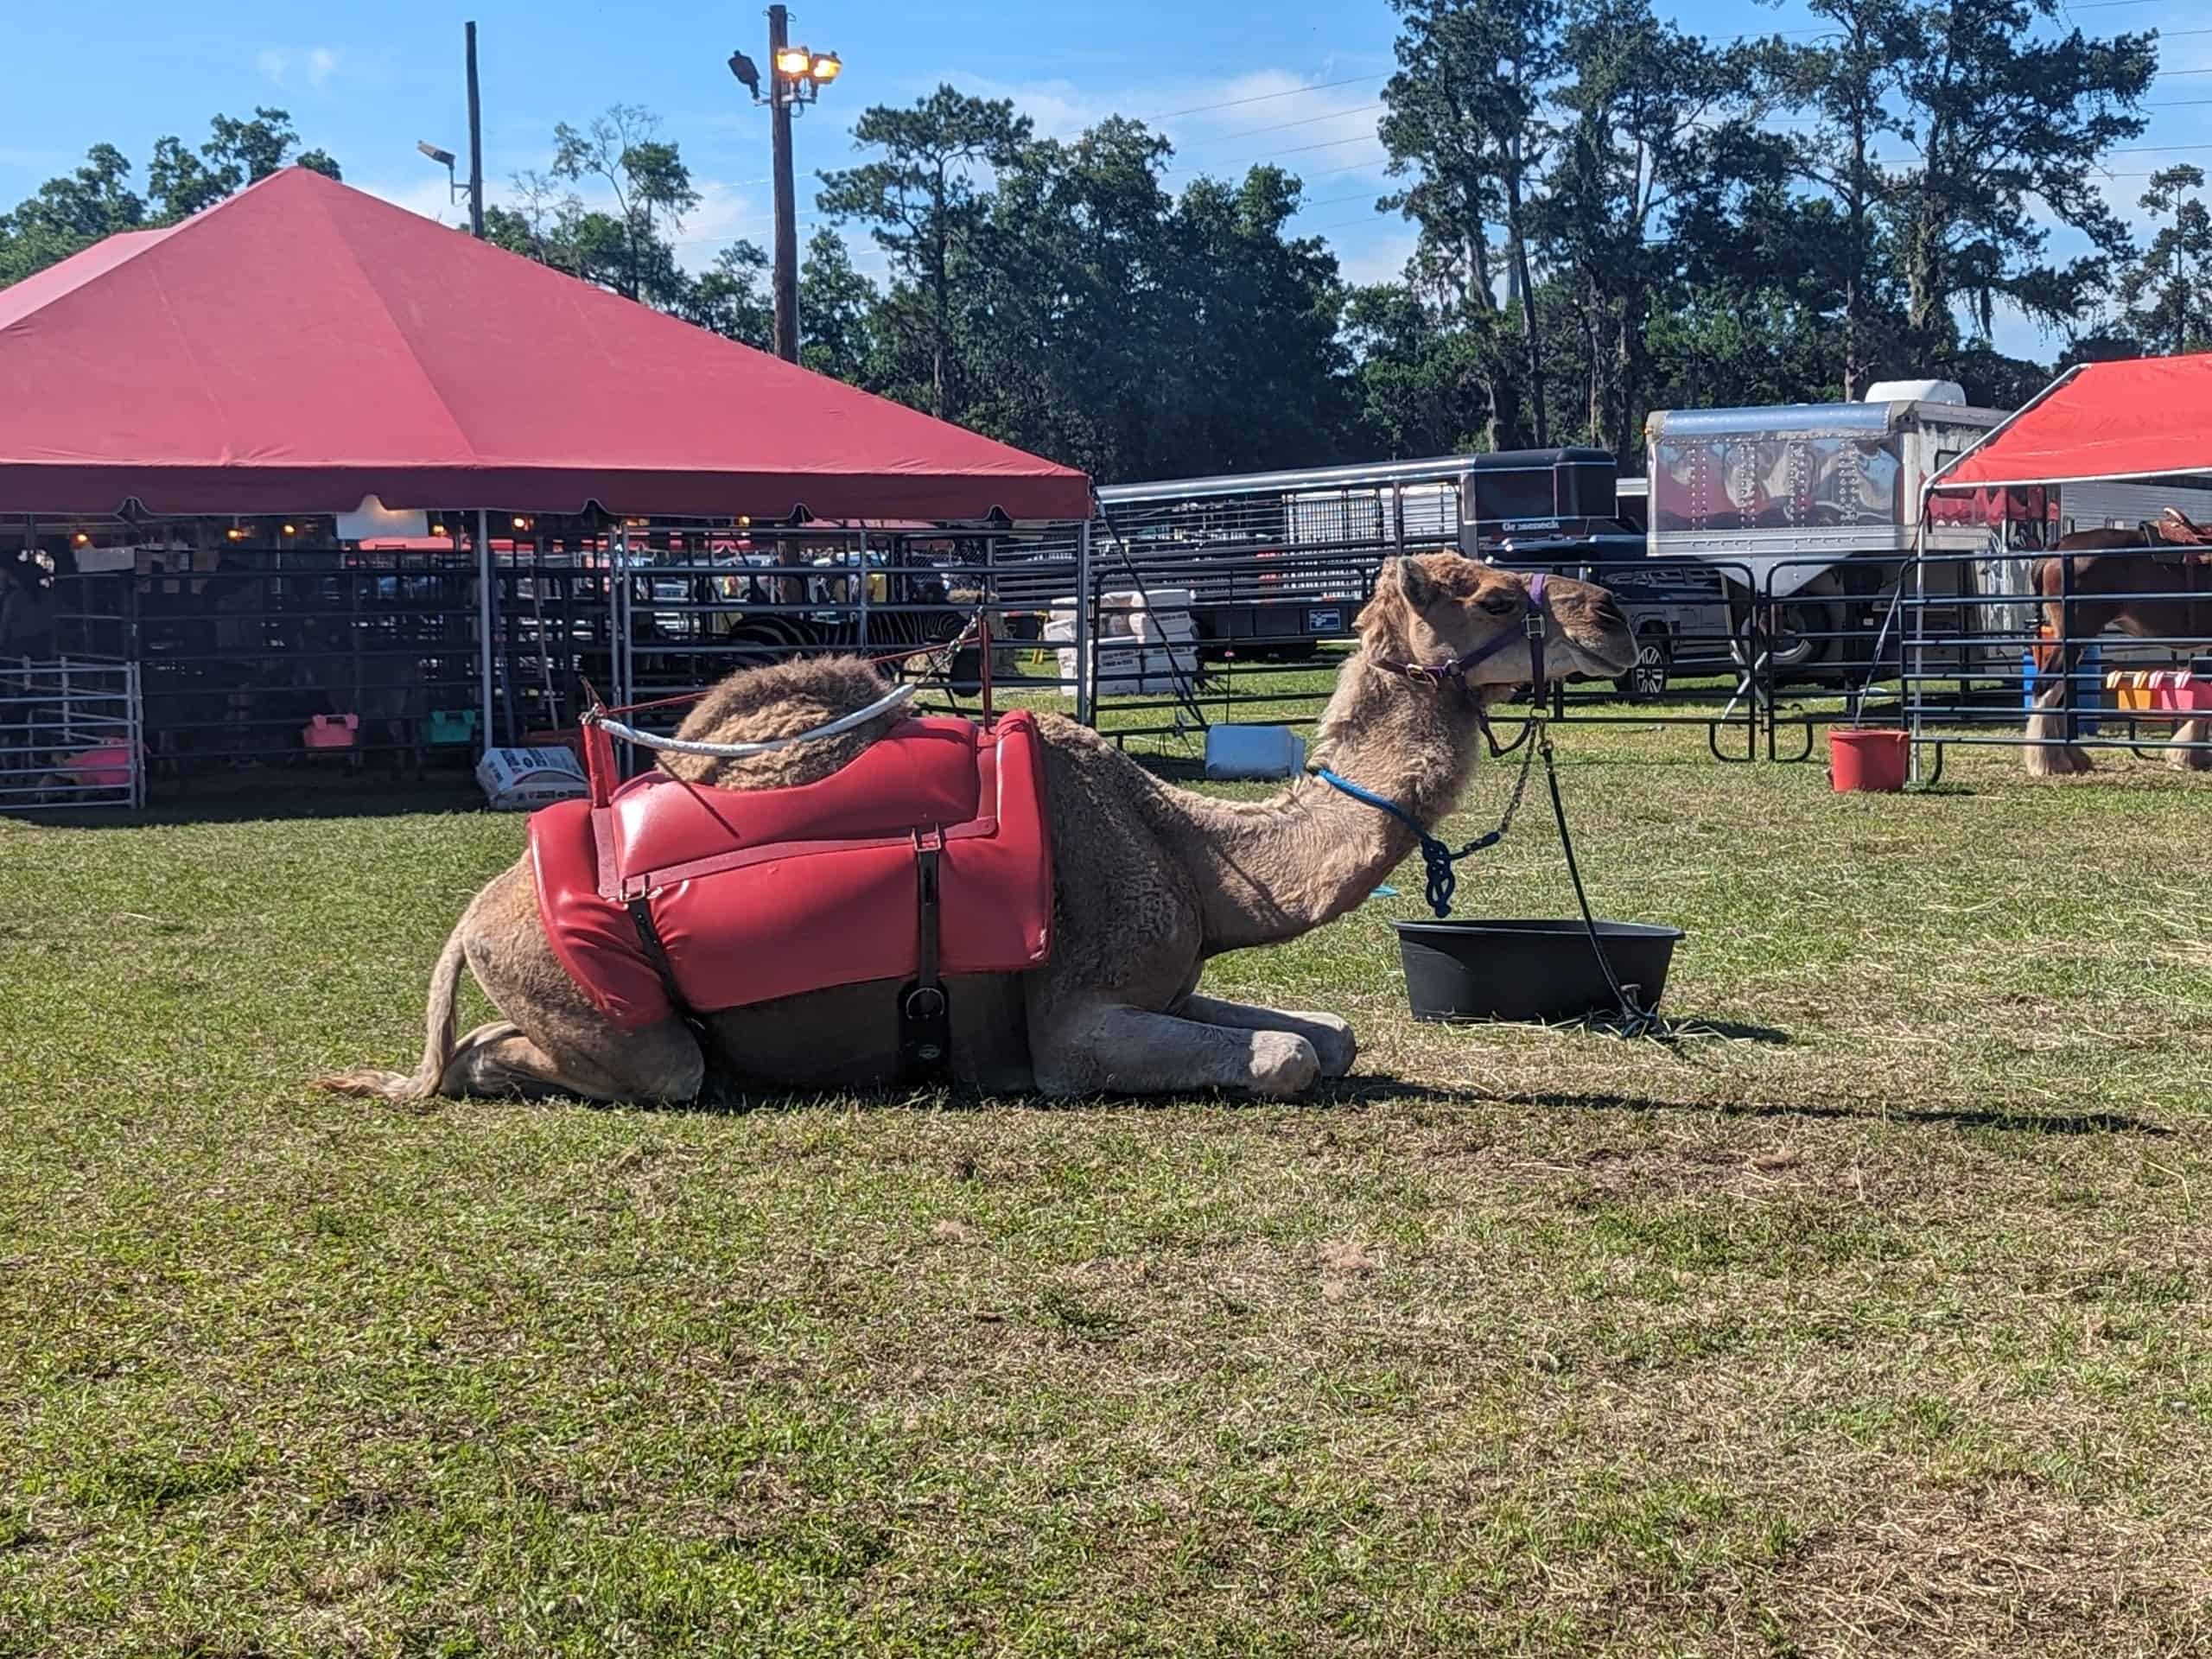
1538;729;1665;1039
1316;721;1541;916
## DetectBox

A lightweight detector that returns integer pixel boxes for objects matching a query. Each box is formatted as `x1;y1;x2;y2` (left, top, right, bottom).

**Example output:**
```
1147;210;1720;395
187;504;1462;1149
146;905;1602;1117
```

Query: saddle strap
626;895;690;1018
898;830;952;1083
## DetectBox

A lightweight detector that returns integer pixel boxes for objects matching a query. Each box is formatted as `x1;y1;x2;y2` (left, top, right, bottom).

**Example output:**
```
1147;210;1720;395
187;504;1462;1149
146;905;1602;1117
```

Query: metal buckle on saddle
898;827;953;1083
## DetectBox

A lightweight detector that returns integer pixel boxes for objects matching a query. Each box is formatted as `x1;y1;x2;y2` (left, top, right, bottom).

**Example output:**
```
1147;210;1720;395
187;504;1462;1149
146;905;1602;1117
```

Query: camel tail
312;918;470;1100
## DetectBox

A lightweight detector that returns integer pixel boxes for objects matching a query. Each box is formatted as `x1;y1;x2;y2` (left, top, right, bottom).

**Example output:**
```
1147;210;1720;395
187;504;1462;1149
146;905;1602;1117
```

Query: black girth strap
899;829;952;1083
627;896;688;1014
628;893;736;1099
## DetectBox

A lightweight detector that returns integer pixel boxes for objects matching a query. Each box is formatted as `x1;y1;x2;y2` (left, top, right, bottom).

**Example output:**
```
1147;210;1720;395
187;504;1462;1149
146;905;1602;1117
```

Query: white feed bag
476;746;589;811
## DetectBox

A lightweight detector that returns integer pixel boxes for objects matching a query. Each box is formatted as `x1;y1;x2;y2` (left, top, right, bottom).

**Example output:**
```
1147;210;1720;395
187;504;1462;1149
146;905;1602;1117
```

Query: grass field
5;715;2212;1657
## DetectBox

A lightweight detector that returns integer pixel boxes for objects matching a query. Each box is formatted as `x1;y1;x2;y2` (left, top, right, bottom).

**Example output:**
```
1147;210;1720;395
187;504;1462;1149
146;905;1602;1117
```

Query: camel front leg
1029;1001;1321;1099
1177;992;1357;1078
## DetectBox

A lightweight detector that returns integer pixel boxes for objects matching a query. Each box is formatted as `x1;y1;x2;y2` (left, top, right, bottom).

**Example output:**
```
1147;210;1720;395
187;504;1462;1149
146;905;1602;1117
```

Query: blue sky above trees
3;0;2204;362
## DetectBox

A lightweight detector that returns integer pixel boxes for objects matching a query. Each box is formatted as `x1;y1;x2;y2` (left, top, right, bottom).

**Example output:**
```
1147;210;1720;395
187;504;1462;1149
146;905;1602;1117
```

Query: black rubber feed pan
1394;919;1684;1025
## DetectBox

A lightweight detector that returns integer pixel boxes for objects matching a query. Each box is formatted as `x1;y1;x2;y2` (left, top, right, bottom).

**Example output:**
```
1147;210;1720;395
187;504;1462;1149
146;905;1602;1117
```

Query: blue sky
3;0;2207;365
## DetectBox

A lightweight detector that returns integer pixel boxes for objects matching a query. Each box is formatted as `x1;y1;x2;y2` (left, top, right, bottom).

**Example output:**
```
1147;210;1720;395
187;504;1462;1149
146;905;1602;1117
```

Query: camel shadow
1322;1076;2167;1136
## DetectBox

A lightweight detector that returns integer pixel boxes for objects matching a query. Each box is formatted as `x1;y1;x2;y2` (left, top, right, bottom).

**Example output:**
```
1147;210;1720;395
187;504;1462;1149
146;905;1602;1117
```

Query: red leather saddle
529;712;1054;1033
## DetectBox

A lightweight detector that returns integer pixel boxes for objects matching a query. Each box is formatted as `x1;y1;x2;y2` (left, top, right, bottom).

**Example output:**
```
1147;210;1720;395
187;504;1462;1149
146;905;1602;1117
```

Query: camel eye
1478;594;1517;616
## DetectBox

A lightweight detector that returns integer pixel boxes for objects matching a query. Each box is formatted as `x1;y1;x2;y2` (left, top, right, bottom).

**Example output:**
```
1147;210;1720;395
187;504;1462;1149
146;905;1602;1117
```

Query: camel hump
658;654;906;790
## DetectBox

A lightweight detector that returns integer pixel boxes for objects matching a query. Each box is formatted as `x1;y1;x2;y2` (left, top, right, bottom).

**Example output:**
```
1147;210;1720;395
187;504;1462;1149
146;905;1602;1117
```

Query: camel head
1362;551;1637;686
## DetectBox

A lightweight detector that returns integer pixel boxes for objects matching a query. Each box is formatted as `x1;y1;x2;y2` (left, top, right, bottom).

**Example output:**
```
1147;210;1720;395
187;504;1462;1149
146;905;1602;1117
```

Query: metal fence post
129;660;145;809
855;530;870;650
476;508;494;752
1074;518;1095;726
1907;528;1927;782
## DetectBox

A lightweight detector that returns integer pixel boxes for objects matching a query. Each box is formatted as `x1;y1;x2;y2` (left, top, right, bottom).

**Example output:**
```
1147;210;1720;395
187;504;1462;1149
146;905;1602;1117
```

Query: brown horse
2025;509;2212;775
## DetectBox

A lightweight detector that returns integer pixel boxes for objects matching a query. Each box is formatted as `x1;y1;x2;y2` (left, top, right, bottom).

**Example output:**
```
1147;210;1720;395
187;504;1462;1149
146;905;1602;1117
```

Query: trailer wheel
1756;573;1845;681
1615;626;1673;702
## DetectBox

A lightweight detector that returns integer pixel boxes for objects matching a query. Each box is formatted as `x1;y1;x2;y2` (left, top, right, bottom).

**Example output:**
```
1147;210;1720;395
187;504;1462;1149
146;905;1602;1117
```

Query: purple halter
1383;569;1550;691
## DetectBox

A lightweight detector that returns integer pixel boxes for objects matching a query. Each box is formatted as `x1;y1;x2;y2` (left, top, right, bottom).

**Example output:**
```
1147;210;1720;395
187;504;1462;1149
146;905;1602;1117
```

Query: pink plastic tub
2152;672;2212;715
302;713;360;749
56;744;135;789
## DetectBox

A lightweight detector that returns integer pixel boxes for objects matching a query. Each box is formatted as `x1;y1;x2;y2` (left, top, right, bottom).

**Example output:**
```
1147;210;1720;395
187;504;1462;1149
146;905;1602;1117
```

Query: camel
315;552;1636;1103
2025;508;2212;776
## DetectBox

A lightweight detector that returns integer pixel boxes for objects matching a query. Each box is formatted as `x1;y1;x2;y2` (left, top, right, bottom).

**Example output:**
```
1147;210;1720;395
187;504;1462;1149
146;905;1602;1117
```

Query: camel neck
1171;651;1488;952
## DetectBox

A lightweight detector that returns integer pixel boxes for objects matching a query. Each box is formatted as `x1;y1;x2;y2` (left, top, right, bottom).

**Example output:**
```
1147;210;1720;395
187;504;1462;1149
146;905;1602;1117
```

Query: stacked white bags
1047;589;1201;696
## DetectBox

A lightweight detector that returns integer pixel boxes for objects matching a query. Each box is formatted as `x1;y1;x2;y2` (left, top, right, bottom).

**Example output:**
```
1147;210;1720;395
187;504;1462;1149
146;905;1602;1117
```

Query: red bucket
1828;728;1910;793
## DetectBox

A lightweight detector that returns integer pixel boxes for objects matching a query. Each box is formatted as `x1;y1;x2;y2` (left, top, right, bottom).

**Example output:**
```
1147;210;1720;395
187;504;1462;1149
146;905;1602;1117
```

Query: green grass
5;717;2212;1656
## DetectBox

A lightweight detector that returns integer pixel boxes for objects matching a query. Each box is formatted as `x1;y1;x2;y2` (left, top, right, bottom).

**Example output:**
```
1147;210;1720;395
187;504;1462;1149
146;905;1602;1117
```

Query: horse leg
2171;717;2212;772
2024;680;2093;776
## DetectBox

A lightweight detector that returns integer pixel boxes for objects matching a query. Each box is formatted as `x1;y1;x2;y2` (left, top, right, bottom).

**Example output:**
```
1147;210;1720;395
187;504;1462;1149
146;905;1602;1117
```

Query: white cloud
353;167;778;278
667;179;769;272
929;67;1389;188
354;175;466;228
255;44;346;93
1331;228;1417;288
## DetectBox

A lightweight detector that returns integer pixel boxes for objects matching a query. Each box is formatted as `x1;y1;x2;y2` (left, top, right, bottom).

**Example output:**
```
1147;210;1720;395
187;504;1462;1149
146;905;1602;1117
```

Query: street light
416;139;461;206
730;7;843;362
734;41;842;109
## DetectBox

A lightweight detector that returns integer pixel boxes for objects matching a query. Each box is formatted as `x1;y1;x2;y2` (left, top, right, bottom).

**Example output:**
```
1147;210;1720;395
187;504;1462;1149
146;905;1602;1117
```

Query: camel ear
1395;556;1436;609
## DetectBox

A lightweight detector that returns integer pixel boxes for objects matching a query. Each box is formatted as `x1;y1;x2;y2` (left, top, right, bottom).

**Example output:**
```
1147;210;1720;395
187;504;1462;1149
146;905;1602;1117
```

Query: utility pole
465;22;486;237
767;4;799;361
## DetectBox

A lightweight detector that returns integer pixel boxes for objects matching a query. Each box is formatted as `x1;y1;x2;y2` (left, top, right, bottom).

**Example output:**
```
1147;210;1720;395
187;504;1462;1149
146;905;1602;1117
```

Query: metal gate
0;655;143;810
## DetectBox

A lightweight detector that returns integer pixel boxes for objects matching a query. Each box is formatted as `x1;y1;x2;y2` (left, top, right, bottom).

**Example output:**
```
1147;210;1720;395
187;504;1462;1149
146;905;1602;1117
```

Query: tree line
3;1;2207;486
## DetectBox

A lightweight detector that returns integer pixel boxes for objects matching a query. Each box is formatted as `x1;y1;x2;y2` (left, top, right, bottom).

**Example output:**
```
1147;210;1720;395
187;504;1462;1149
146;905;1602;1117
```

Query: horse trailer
1642;380;2044;681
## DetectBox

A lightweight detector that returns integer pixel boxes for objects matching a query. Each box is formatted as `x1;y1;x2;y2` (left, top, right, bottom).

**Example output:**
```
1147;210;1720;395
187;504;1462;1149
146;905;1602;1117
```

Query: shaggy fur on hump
659;654;905;790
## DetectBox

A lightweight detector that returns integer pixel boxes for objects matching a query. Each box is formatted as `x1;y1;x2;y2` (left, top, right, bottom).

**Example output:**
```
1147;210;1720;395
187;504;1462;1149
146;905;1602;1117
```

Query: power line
1178;102;1383;151
1153;74;1383;122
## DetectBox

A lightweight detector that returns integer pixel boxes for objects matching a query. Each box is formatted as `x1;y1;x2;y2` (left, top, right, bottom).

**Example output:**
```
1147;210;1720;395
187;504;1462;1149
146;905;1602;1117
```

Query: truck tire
1615;626;1673;702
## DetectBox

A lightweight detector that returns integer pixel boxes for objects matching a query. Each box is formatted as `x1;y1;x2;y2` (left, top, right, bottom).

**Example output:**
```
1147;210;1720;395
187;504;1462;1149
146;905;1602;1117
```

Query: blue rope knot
1315;767;1497;918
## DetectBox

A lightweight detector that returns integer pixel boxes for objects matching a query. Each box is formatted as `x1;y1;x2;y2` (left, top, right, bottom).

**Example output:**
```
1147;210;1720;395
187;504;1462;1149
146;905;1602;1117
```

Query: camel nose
1592;594;1629;632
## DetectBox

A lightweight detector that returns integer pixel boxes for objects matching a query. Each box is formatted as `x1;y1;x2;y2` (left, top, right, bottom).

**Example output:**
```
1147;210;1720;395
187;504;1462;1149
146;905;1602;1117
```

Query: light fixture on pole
416;140;461;206
728;6;843;363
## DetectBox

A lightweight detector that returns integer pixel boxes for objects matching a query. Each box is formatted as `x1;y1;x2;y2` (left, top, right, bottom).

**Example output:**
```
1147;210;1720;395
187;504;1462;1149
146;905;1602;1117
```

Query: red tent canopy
1936;353;2212;491
0;167;1090;522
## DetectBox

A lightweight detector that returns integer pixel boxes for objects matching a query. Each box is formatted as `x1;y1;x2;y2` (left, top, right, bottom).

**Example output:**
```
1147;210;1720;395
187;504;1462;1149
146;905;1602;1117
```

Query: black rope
1539;732;1666;1040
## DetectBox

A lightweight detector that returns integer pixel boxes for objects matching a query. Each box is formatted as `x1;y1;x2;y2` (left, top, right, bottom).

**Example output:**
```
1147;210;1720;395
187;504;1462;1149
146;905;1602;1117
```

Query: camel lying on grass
316;552;1636;1103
